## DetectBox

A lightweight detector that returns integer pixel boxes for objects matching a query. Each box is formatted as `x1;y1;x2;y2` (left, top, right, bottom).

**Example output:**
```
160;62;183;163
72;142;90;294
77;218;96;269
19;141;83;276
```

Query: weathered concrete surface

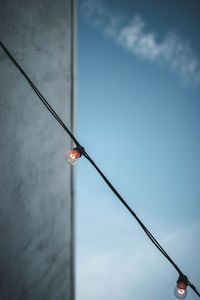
0;0;74;299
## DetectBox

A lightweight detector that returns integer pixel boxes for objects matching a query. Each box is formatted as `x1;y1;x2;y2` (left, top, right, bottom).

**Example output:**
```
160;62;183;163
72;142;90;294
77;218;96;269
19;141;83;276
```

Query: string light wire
0;40;199;298
0;41;80;147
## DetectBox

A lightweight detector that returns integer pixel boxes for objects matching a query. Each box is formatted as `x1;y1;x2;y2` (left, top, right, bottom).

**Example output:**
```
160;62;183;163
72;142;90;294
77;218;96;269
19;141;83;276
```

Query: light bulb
174;274;188;299
65;146;85;165
66;149;81;165
174;286;187;299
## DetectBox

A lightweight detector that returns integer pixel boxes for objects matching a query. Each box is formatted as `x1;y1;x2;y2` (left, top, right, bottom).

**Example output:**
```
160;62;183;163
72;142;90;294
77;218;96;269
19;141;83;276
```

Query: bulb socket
75;145;85;157
177;274;188;290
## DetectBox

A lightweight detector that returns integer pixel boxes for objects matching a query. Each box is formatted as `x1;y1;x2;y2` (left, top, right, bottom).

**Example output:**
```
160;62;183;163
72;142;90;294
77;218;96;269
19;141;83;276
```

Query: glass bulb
174;286;187;299
66;149;81;165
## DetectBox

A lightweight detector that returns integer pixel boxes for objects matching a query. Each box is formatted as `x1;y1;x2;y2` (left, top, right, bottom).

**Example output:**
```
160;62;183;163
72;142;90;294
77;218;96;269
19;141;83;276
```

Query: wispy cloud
81;0;200;85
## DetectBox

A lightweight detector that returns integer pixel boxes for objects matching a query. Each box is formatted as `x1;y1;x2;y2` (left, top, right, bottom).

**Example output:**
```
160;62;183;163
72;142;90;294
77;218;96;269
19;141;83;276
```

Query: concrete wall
0;0;75;299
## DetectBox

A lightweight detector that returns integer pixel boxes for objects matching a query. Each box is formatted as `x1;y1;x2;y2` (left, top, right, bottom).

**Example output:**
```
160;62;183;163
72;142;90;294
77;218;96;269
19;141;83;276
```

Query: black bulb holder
73;145;85;157
177;274;188;289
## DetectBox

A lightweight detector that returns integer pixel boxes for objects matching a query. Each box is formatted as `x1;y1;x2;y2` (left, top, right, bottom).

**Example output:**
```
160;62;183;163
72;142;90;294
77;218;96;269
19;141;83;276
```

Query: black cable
188;281;200;298
84;151;182;274
0;41;80;147
1;40;200;298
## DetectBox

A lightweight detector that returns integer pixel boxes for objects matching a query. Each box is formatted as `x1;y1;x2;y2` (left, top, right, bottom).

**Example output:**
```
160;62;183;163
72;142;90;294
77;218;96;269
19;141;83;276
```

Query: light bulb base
75;145;85;157
177;274;188;289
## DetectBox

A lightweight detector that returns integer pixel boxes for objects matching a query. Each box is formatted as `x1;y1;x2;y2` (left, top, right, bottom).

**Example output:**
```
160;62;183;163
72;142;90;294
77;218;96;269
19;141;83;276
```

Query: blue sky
75;1;200;299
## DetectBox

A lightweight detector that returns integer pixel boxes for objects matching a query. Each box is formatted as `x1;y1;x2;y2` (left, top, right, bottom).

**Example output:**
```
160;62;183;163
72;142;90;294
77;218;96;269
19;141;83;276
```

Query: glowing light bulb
174;286;187;299
174;275;188;299
66;149;81;165
65;146;85;165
